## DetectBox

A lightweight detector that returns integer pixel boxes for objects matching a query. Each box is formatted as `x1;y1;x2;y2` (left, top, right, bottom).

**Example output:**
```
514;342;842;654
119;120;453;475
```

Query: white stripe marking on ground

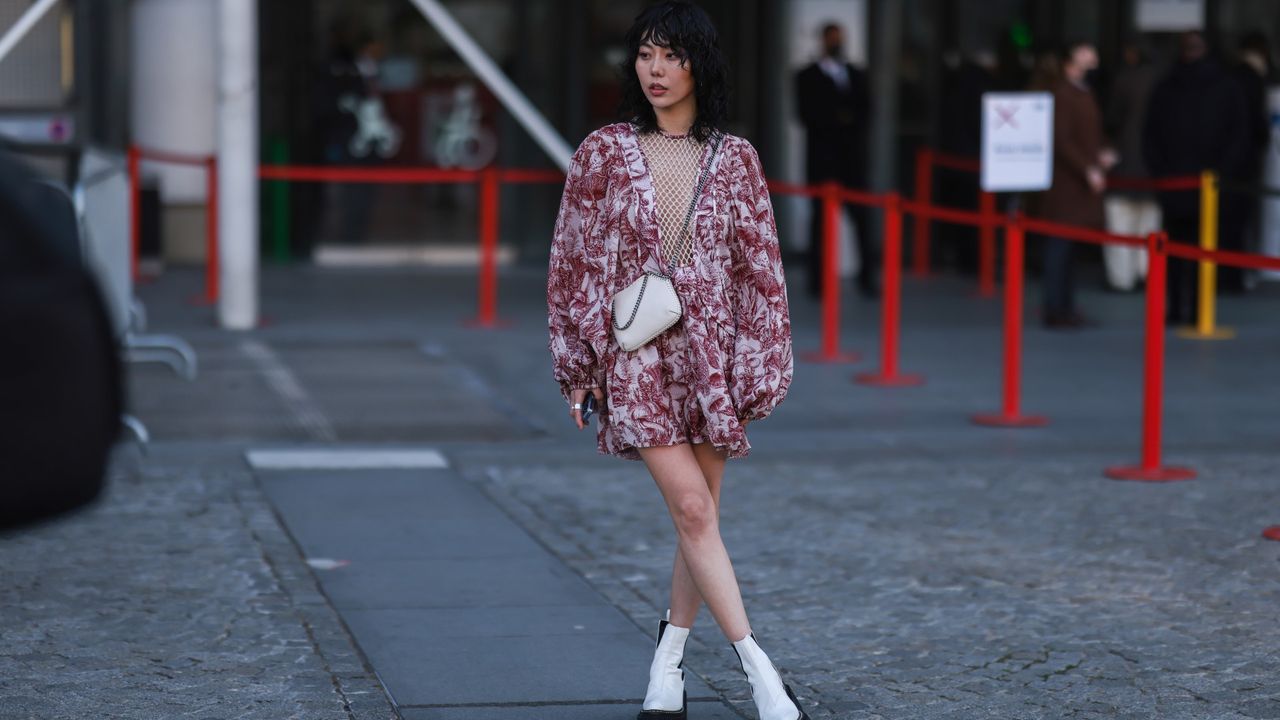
245;448;450;470
239;339;338;442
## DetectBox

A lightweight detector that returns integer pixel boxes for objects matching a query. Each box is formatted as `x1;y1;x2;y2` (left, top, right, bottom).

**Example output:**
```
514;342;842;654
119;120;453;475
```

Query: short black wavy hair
618;1;730;143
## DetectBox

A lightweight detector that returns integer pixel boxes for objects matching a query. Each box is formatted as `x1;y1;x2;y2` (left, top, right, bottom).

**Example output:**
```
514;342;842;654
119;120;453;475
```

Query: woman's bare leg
667;443;726;628
639;443;749;642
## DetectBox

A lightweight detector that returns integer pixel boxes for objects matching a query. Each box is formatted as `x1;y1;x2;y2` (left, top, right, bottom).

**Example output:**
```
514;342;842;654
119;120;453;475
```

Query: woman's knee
671;492;718;538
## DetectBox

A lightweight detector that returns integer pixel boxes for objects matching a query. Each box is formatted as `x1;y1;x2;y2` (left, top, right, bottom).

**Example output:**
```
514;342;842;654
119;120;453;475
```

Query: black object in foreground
0;150;122;532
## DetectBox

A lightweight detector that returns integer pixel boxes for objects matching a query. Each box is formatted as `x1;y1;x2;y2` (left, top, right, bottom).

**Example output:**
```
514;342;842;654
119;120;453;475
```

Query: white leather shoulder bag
611;133;723;352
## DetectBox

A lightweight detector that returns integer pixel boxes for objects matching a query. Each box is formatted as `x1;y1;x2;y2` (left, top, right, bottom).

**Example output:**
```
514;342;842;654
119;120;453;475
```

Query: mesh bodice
636;130;707;267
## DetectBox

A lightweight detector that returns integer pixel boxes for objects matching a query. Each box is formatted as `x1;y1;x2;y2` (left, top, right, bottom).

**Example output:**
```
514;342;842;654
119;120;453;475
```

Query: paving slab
400;700;743;720
259;464;736;714
259;468;544;560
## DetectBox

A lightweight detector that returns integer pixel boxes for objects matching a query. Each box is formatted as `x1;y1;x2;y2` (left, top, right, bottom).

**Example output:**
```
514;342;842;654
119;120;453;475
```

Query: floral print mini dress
547;123;792;460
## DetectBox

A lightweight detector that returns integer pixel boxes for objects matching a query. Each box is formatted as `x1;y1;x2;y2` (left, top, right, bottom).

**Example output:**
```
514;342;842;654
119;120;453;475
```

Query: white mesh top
636;130;707;267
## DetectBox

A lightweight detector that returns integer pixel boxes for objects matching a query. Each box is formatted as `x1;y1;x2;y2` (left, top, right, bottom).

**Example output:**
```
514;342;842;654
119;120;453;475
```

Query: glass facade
248;0;1280;265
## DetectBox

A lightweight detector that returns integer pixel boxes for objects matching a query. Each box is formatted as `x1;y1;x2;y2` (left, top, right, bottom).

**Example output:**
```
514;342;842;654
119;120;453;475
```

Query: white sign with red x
980;92;1054;192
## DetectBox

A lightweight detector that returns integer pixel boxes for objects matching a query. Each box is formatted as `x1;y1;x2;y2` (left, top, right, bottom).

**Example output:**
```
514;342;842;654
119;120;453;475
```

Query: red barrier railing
855;193;922;386
258;163;564;328
972;213;1047;428
249;155;1280;494
911;147;1201;285
1106;232;1197;482
128;145;219;305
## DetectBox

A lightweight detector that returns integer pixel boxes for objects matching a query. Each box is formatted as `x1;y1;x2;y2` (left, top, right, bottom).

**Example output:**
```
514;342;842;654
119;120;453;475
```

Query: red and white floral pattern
547;123;792;460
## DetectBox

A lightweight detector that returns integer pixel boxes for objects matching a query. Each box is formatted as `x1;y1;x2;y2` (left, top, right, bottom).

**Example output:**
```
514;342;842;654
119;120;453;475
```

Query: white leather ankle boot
638;617;689;719
731;633;809;720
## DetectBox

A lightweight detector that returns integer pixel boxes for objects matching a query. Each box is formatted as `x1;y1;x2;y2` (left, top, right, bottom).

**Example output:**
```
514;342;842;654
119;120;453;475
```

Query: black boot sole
637;690;687;720
785;683;810;720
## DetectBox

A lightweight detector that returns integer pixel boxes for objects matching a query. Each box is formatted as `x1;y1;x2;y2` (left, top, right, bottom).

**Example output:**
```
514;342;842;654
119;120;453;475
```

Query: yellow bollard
1177;171;1235;340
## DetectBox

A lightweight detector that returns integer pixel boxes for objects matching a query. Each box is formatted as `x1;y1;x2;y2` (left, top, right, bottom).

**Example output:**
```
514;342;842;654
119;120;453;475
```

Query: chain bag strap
612;133;723;343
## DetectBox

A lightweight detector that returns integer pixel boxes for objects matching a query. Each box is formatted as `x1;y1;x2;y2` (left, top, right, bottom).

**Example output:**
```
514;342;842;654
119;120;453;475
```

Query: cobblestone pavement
0;446;394;720
474;453;1280;720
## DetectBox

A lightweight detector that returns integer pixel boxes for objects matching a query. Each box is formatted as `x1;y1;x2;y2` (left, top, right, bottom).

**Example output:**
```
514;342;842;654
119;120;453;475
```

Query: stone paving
4;265;1278;719
0;445;394;720
474;453;1280;720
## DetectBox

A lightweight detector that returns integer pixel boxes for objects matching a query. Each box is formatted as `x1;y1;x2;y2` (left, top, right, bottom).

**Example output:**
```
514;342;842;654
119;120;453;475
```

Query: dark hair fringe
617;0;730;143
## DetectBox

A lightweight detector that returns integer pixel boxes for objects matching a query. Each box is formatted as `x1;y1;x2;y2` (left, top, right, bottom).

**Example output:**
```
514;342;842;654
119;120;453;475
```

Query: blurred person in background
795;21;876;299
547;3;807;719
1038;41;1113;329
1101;40;1158;292
1224;31;1273;293
1144;31;1249;324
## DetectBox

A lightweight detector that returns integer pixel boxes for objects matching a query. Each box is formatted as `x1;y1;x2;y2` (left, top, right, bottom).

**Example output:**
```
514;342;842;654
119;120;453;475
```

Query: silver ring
571;403;583;410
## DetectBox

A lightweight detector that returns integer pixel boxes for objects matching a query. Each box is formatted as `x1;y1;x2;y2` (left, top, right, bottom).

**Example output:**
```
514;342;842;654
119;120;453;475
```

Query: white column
217;0;258;330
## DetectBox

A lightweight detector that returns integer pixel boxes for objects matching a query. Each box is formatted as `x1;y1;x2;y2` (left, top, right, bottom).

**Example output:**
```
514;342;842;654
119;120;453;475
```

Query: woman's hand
570;387;606;430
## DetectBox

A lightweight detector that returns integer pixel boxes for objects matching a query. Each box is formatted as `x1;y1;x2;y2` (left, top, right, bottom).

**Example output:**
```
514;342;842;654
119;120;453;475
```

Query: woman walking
546;3;804;719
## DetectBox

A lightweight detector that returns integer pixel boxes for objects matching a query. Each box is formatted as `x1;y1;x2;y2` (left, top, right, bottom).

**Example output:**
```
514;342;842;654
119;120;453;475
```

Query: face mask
1084;68;1100;89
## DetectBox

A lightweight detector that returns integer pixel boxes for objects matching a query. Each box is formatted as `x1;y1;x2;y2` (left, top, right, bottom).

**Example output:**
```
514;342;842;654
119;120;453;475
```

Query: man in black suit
796;22;876;299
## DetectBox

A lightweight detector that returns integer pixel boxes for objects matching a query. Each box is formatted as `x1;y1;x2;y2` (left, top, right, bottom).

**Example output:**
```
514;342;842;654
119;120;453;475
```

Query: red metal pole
472;167;500;328
978;191;996;297
1106;233;1196;481
822;181;839;357
802;181;859;363
857;193;922;386
128;146;141;283
973;213;1047;427
204;157;219;304
912;148;933;277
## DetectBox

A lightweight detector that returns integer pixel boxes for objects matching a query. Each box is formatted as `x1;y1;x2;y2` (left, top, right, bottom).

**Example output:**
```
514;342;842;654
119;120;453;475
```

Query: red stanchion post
1106;233;1196;481
128;146;141;282
973;213;1047;427
197;157;219;305
977;191;997;297
912;148;933;277
856;193;922;386
467;167;505;328
801;181;860;363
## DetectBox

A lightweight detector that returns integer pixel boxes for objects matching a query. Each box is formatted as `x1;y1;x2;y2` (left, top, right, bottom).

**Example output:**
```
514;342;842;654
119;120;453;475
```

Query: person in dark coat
1143;32;1250;324
795;22;876;299
1038;42;1113;328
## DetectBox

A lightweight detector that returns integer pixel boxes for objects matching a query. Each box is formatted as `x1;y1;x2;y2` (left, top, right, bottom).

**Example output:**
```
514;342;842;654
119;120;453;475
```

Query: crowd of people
863;30;1273;329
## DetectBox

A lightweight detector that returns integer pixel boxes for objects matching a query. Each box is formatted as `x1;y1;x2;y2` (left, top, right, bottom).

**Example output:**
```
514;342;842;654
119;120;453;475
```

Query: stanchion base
186;294;216;307
971;412;1049;428
799;349;862;364
1104;465;1197;482
855;372;925;387
1262;526;1280;541
1174;326;1236;340
463;317;513;329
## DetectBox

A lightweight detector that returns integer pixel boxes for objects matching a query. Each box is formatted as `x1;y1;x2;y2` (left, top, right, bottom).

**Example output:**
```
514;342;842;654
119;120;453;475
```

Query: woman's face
635;41;695;114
